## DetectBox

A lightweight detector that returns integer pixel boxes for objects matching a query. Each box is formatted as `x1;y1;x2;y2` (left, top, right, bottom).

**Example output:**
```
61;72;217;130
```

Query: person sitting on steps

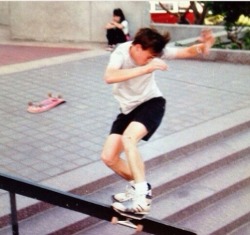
105;8;130;51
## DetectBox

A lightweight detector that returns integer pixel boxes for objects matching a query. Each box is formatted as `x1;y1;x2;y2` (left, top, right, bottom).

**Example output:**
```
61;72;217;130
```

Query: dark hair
113;8;126;23
132;28;171;56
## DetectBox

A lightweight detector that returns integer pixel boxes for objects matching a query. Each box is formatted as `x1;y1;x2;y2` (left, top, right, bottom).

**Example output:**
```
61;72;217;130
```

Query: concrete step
1;108;249;222
177;186;250;235
0;125;248;235
152;154;250;222
72;153;250;235
0;108;249;235
228;222;250;235
84;128;250;204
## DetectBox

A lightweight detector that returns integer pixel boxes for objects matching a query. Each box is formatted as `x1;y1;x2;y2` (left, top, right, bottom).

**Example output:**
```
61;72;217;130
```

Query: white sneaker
113;181;135;202
112;192;152;215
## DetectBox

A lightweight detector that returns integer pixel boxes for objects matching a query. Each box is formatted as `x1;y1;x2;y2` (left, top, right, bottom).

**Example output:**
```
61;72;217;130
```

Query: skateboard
27;93;65;113
111;207;145;232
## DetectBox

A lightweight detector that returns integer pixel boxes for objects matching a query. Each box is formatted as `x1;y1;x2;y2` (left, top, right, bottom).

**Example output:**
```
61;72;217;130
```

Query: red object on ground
0;44;86;66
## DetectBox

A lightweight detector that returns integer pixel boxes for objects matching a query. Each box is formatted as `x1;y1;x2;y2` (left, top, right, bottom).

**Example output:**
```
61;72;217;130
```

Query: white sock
134;181;148;195
129;180;135;186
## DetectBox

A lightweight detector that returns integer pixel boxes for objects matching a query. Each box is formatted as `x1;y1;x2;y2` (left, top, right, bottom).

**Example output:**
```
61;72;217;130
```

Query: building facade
0;1;150;43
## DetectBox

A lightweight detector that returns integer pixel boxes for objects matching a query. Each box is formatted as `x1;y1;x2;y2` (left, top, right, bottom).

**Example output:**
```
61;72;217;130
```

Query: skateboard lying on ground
27;93;65;113
112;207;145;232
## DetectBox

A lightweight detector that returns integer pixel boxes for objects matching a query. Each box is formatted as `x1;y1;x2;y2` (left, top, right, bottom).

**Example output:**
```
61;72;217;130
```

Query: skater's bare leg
112;122;152;213
101;134;133;181
122;121;148;184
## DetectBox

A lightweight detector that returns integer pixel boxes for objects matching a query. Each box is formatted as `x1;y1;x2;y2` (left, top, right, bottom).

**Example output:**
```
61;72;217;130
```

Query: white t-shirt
121;20;129;35
107;41;177;114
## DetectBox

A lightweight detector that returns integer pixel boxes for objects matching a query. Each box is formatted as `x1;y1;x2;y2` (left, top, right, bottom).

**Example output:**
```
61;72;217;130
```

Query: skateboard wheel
136;224;143;232
58;94;62;99
28;102;33;106
48;92;52;97
111;216;118;224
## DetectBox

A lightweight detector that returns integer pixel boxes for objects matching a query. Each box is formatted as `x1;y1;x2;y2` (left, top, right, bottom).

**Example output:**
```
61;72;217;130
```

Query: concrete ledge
154;23;250;65
204;49;250;65
172;36;250;65
152;23;224;41
167;45;250;65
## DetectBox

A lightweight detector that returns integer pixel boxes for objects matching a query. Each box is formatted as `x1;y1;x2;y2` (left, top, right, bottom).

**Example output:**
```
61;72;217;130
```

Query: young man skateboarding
101;27;214;216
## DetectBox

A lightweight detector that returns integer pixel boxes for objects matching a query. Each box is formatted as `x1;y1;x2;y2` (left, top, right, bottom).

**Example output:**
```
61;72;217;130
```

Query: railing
0;172;196;235
9;192;18;235
0;172;112;235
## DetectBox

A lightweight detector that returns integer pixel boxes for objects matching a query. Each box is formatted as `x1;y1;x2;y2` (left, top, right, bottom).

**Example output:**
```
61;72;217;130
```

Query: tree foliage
160;1;250;49
207;1;250;29
160;1;250;27
207;1;250;49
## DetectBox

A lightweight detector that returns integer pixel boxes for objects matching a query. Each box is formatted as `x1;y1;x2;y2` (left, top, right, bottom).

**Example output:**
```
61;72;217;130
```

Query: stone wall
152;23;225;42
0;2;9;25
9;1;150;43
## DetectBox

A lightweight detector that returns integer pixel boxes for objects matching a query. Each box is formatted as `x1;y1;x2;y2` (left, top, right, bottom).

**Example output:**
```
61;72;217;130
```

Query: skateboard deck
112;207;145;232
27;93;65;113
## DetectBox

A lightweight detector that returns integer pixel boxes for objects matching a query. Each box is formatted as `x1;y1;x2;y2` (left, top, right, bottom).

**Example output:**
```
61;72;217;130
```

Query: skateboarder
101;27;215;216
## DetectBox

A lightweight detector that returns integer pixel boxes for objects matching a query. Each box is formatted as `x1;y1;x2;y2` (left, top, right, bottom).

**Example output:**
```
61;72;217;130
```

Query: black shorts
110;97;166;141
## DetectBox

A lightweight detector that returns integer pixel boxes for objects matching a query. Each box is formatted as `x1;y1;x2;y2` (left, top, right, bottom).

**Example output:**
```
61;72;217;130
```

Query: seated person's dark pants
107;28;127;45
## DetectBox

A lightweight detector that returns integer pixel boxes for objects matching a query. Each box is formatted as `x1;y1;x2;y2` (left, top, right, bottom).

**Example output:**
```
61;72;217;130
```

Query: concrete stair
76;131;250;235
0;108;249;235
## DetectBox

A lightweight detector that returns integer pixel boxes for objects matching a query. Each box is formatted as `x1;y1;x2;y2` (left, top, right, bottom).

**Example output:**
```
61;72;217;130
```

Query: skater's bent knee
101;152;118;167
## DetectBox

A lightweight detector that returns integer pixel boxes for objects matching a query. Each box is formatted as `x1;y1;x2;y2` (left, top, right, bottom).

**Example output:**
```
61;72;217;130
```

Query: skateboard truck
111;207;145;232
111;216;143;232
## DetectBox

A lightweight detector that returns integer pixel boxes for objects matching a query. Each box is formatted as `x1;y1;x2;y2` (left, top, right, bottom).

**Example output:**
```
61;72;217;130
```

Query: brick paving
0;44;87;66
0;47;250;187
0;16;250;190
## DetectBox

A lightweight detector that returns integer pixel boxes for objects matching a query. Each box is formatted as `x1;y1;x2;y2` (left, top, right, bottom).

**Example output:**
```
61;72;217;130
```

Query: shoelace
125;185;135;198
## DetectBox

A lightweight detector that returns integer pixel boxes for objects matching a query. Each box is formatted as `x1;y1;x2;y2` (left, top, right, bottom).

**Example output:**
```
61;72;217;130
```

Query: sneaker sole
112;207;147;220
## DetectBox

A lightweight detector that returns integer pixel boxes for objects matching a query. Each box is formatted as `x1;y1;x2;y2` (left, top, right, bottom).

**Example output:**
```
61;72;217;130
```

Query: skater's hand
198;28;215;55
198;28;214;44
146;58;168;73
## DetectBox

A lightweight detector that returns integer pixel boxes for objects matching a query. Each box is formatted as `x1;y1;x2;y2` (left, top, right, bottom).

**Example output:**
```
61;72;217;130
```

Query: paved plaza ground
0;24;250;235
0;42;249;185
0;23;249;191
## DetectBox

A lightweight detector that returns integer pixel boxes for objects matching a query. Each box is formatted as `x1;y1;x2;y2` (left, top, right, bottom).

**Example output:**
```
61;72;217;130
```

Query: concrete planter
204;48;250;65
152;23;250;65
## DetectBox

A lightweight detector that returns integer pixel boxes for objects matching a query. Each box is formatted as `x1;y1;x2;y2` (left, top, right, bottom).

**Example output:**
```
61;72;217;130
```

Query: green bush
242;29;250;50
213;29;250;50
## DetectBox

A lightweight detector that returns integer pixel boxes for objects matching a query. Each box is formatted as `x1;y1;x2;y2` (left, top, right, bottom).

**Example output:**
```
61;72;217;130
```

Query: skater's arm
104;58;168;84
167;28;215;59
104;66;148;84
174;43;208;59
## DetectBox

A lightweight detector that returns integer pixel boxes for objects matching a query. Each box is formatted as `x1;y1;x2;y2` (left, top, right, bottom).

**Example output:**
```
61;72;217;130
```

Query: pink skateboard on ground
27;93;65;113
